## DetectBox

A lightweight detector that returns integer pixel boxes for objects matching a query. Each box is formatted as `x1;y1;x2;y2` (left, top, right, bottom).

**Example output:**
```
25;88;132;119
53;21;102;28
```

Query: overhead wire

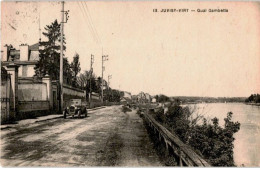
80;1;98;43
82;1;102;45
77;1;99;44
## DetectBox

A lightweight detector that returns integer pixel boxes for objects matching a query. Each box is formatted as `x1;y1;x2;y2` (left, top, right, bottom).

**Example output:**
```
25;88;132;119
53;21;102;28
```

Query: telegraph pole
89;54;94;106
101;54;108;103
107;74;112;89
59;1;64;113
108;74;112;101
38;12;41;42
60;1;69;112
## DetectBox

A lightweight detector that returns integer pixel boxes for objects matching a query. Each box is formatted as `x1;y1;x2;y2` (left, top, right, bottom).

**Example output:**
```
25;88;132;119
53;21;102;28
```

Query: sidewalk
88;106;106;111
1;114;63;130
1;106;108;130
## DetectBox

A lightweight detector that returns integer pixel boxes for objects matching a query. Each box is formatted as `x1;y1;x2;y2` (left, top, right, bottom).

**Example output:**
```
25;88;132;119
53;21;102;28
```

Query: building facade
1;43;40;77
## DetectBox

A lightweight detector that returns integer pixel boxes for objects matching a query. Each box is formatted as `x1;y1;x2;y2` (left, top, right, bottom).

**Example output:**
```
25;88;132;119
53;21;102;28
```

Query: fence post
179;151;184;167
42;74;52;110
6;63;20;120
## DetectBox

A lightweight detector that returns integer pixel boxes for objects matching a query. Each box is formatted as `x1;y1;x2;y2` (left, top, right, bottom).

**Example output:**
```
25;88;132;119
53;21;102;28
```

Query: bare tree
77;71;91;89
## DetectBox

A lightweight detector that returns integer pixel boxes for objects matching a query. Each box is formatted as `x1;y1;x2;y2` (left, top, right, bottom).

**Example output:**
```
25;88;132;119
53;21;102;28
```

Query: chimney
19;44;29;61
2;45;9;61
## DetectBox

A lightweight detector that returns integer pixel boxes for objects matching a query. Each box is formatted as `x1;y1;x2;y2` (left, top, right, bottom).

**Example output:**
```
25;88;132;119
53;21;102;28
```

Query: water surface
187;103;260;167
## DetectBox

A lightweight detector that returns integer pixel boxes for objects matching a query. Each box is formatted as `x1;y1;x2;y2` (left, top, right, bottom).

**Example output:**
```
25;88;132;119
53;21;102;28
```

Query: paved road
1;106;163;167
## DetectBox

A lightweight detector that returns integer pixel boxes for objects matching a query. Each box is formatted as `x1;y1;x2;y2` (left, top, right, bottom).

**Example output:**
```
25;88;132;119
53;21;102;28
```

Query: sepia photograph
1;0;260;167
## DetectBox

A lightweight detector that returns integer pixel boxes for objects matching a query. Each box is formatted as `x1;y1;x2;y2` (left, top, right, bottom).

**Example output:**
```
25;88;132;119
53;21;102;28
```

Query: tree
76;70;105;101
155;94;170;103
77;71;90;89
95;77;102;95
70;53;81;87
105;89;121;102
153;102;240;166
245;94;260;103
35;19;71;83
63;57;73;85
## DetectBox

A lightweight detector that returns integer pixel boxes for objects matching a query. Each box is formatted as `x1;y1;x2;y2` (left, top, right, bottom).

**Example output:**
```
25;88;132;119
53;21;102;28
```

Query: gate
1;69;11;124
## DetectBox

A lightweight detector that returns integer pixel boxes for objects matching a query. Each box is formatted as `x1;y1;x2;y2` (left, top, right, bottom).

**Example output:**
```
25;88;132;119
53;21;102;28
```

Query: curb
1;107;107;130
1;115;63;130
0;126;14;130
1;106;110;130
88;106;106;111
34;115;63;123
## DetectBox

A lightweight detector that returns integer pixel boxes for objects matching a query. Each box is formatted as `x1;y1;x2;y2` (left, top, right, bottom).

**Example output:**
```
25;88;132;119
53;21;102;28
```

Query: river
186;103;260;167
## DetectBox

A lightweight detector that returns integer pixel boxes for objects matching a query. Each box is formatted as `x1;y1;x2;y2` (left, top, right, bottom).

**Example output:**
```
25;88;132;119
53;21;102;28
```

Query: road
0;105;163;167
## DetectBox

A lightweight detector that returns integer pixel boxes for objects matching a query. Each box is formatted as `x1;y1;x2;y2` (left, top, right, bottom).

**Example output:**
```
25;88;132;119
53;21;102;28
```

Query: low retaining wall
63;84;85;98
16;101;51;120
142;110;210;167
18;101;50;112
18;82;48;101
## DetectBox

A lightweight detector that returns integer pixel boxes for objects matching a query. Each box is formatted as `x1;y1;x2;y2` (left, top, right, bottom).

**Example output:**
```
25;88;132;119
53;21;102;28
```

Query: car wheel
78;110;81;118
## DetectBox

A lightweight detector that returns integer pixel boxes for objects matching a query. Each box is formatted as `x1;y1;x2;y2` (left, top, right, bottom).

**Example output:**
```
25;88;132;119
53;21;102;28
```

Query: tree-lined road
0;106;162;167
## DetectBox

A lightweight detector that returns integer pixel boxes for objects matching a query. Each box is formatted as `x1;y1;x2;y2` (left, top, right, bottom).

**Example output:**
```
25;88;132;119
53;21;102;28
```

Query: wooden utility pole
38;12;41;42
60;1;69;112
107;74;112;89
59;1;64;112
89;54;94;106
101;54;108;103
108;74;112;101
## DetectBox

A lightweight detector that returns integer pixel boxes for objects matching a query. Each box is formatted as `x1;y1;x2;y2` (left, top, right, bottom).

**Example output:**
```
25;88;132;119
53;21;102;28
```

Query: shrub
154;107;166;123
153;103;240;166
122;105;132;113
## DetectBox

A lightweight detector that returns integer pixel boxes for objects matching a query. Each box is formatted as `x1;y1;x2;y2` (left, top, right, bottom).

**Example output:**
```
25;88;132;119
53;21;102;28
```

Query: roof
132;95;138;100
29;43;39;51
120;97;132;102
29;51;39;61
124;91;131;95
2;61;38;66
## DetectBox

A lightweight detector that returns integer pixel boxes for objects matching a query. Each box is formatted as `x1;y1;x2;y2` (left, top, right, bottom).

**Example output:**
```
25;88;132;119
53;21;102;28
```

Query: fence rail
142;111;211;167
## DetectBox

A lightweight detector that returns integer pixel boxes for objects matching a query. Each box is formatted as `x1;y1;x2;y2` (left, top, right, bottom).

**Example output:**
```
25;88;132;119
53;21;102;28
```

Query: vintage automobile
63;99;88;119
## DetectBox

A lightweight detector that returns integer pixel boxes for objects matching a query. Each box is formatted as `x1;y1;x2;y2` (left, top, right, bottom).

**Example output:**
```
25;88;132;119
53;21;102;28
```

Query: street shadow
65;116;90;120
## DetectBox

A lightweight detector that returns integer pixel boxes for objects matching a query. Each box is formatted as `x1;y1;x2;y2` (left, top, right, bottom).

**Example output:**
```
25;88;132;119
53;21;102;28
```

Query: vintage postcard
1;0;260;167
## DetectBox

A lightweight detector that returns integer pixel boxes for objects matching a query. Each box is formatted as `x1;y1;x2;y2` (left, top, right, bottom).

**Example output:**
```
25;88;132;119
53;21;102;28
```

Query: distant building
131;95;138;103
137;92;145;103
120;97;132;104
136;92;152;103
122;91;131;99
120;91;132;104
1;43;40;77
151;97;157;103
144;93;151;102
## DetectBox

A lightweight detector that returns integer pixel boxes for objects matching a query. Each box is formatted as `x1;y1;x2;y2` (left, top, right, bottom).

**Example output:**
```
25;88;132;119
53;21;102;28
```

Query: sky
1;1;260;97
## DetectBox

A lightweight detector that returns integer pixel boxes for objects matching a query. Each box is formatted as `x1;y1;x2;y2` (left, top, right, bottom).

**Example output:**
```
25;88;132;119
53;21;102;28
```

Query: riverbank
245;102;260;106
184;103;260;166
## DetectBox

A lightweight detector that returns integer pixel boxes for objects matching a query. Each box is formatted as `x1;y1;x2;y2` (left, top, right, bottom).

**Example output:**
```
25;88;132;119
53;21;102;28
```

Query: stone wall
18;101;49;112
63;84;85;98
18;82;48;101
1;73;12;124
